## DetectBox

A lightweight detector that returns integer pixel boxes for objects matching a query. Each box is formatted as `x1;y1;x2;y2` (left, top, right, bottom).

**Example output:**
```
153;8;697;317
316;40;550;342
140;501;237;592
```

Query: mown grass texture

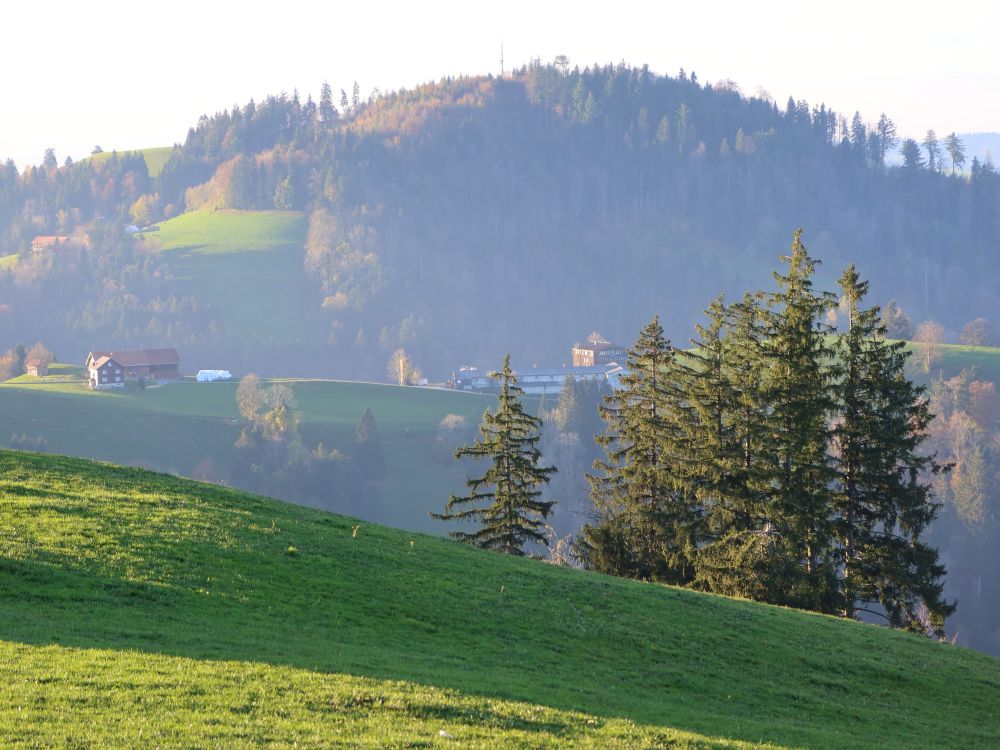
0;379;499;533
1;451;998;748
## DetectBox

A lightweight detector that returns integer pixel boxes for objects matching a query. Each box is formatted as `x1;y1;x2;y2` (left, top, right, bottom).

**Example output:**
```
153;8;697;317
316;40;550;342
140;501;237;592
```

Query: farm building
450;363;624;395
450;366;494;391
88;356;124;389
571;332;626;367
25;359;48;377
85;348;181;382
30;235;71;253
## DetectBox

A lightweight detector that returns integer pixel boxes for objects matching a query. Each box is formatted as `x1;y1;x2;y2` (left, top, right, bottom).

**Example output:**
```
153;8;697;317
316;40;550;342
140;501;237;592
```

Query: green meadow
934;341;1000;383
88;146;174;177
3;336;1000;534
1;451;997;748
0;377;501;532
146;209;313;340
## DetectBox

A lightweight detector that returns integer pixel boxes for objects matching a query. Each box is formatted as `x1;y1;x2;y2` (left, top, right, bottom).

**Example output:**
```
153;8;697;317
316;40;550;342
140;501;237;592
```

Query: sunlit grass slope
87;146;174;177
0;379;499;532
1;451;998;749
148;209;312;340
933;341;1000;383
4;363;85;385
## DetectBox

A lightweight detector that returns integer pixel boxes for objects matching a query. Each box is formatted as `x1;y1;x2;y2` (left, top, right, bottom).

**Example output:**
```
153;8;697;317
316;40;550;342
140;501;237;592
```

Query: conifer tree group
433;230;952;636
578;230;954;635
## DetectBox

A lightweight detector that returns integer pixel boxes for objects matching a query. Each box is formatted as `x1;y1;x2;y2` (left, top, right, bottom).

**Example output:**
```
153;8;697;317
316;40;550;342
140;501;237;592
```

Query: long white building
450;363;624;395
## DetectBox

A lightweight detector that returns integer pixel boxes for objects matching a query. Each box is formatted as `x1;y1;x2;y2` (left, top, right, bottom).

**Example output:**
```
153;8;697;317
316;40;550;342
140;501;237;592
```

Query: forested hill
2;62;998;377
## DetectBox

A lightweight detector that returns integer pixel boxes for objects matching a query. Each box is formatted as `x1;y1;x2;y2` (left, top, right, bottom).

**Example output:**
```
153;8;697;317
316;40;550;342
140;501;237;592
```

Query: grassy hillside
0;377;502;533
4;363;85;384
2;339;1000;534
1;451;998;748
88;146;174;177
10;207;313;351
147;209;313;341
935;341;1000;384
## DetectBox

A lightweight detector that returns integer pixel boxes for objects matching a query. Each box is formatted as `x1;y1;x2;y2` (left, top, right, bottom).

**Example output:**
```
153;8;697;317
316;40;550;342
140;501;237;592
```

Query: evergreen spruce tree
922;130;941;172
758;229;840;610
719;294;772;531
577;316;696;583
834;265;954;634
692;293;796;601
319;80;338;125
432;354;556;555
679;298;748;477
666;297;732;565
875;113;898;167
944;132;966;175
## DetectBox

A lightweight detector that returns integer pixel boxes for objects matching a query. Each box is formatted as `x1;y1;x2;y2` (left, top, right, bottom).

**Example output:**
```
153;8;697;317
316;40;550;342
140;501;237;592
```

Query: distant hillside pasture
149;209;314;342
3;341;1000;533
1;452;998;749
87;146;174;177
4;363;85;385
933;342;1000;384
0;378;503;532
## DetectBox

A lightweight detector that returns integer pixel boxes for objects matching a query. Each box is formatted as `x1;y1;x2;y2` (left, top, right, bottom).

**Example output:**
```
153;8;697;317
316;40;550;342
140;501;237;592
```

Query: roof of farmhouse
88;348;180;367
573;333;623;350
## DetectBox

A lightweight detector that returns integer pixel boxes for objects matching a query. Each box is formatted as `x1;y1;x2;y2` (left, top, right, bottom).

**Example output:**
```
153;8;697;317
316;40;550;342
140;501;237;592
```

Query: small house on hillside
25;359;48;377
88;356;124;389
571;332;626;367
31;235;71;253
85;348;181;383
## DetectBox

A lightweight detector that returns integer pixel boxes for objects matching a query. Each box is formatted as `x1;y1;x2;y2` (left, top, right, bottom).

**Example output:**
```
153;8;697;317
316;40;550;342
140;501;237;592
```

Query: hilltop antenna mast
500;39;504;77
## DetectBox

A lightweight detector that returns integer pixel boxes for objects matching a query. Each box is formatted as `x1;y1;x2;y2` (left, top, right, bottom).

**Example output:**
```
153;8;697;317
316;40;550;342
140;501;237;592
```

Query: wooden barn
25;359;49;377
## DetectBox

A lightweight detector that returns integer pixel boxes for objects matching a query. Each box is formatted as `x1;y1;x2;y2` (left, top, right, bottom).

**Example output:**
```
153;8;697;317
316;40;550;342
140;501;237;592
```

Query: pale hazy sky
1;0;996;168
